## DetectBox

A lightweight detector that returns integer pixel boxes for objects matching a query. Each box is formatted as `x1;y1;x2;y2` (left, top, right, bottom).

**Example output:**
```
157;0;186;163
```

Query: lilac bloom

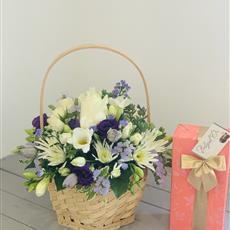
94;176;110;196
35;129;42;137
119;119;128;127
34;158;44;177
93;169;101;181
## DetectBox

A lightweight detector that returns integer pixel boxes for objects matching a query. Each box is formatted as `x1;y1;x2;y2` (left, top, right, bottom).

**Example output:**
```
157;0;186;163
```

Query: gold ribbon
181;154;226;230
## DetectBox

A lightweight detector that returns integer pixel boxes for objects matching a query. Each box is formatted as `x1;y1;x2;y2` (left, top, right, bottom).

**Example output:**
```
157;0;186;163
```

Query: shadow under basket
48;179;146;230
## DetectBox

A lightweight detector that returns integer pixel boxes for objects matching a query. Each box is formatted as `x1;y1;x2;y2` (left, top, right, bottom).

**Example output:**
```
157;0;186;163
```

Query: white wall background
1;0;229;158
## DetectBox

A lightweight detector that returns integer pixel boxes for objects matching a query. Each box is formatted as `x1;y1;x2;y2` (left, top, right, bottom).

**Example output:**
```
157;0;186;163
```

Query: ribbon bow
181;154;226;230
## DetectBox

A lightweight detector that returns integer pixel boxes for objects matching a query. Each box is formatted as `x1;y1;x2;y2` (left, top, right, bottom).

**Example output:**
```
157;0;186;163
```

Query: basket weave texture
48;178;145;230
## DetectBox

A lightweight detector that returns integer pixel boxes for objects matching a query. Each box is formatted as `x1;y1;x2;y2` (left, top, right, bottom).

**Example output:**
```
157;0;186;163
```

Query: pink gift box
170;124;230;230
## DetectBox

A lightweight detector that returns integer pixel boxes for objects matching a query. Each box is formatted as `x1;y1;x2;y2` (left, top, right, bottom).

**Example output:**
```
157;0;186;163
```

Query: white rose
71;157;86;167
68;128;93;153
52;106;66;118
122;122;133;139
130;133;143;145
47;115;65;132
109;96;131;109
78;88;108;128
60;133;72;144
58;97;74;110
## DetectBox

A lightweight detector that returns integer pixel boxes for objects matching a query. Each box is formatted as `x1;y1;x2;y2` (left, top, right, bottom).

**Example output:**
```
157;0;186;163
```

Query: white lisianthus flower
57;97;74;110
36;138;66;166
107;128;122;143
130;133;143;145
109;96;131;109
60;133;72;144
111;163;122;178
94;141;118;163
122;122;133;139
71;157;86;167
47;115;65;132
68;128;93;153
35;176;50;197
78;88;108;128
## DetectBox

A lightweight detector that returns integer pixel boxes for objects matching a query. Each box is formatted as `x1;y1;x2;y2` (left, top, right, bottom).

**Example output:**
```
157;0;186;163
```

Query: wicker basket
39;44;152;230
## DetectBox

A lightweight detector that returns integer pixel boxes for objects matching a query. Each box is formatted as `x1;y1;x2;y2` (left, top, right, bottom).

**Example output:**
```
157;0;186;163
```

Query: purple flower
93;169;101;180
68;119;80;129
72;165;94;186
112;141;135;161
34;158;44;177
120;163;128;170
155;156;166;185
32;114;48;129
97;119;119;138
112;80;131;98
35;129;42;137
63;173;78;188
119;119;128;127
94;176;110;196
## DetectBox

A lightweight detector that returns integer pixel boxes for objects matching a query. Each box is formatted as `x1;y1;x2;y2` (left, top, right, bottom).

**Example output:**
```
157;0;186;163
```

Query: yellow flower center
77;137;88;145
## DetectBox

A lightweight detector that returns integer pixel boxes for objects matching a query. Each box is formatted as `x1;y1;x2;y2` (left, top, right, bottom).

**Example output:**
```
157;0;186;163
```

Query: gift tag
192;123;230;159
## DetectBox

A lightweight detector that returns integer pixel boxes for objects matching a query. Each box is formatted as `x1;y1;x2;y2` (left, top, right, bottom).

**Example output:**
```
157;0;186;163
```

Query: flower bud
108;105;123;120
60;133;72;144
35;176;50;197
107;128;122;143
130;133;143;145
23;171;37;179
58;167;70;176
71;157;86;167
122;122;133;139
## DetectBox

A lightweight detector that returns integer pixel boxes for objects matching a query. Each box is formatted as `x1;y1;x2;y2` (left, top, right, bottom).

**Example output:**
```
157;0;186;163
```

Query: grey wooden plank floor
0;155;229;230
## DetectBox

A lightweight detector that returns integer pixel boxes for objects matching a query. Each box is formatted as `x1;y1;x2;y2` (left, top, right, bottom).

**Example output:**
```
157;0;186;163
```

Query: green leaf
54;174;65;191
26;136;35;142
100;166;109;177
25;128;35;136
48;104;56;110
25;160;35;169
110;166;132;198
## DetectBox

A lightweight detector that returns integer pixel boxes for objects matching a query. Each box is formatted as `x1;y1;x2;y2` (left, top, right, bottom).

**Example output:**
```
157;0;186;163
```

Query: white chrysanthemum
78;88;108;128
109;96;131;109
130;133;143;145
133;129;168;171
36;138;66;166
94;141;118;163
68;128;93;153
52;106;66;118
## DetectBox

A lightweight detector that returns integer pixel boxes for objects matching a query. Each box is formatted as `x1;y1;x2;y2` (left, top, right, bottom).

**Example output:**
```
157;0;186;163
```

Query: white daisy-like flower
133;129;168;171
68;128;93;153
94;141;118;163
36;138;66;166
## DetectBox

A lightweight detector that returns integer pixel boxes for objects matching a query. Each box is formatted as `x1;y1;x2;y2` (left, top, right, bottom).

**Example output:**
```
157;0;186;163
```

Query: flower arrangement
15;80;171;199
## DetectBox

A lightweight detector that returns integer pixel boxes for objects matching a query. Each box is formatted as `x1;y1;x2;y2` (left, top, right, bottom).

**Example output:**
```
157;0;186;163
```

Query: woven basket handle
39;44;151;128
